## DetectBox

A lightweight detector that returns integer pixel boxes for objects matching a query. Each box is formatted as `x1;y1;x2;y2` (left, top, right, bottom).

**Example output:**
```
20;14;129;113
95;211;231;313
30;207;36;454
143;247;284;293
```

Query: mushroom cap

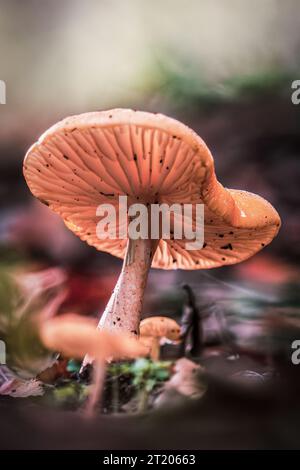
24;109;281;270
39;314;147;360
140;316;181;341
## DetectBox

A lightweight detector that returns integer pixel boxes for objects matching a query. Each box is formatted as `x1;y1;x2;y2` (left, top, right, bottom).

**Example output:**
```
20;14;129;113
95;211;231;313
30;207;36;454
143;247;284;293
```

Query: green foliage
130;358;171;401
131;358;170;385
109;358;171;393
144;56;295;110
0;266;54;378
51;382;89;408
107;359;172;412
66;359;81;374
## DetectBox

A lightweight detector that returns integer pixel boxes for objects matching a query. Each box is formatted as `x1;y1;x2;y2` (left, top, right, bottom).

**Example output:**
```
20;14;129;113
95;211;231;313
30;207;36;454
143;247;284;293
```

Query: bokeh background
2;0;300;451
1;0;300;319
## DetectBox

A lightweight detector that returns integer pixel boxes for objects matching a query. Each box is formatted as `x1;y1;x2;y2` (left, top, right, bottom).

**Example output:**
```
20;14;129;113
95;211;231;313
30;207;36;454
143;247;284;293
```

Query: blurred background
1;0;300;451
0;0;300;319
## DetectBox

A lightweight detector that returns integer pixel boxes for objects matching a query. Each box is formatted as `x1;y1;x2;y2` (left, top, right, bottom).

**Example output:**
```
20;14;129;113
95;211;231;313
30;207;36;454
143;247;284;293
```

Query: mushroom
23;109;281;344
39;314;147;361
39;314;147;415
140;316;181;360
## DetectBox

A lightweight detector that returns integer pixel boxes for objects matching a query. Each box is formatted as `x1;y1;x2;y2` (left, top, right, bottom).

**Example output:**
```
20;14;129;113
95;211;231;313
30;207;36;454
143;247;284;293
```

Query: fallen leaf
157;358;206;402
0;366;44;397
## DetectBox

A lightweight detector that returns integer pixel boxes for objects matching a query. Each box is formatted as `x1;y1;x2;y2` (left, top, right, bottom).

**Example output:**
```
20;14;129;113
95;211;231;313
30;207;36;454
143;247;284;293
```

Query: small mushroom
39;314;147;415
23;109;281;348
39;314;147;361
140;316;181;360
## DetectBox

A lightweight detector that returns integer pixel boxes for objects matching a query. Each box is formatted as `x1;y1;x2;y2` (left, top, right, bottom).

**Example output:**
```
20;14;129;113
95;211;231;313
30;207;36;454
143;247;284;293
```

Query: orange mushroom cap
23;109;281;269
140;316;181;341
39;314;147;360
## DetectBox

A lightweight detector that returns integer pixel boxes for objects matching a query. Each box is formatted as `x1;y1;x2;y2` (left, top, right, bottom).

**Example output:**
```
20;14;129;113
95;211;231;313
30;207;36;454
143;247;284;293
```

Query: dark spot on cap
100;191;114;197
63;155;69;160
218;234;224;238
133;154;137;161
221;243;233;250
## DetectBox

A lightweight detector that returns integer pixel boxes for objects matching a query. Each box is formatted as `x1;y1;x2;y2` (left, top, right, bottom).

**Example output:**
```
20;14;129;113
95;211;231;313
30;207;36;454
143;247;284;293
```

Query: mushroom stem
150;337;160;361
84;359;106;417
99;237;157;335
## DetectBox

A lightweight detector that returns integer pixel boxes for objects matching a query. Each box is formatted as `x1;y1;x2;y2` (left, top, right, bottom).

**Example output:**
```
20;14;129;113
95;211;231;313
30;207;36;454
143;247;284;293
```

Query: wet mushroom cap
24;109;281;269
140;316;181;341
